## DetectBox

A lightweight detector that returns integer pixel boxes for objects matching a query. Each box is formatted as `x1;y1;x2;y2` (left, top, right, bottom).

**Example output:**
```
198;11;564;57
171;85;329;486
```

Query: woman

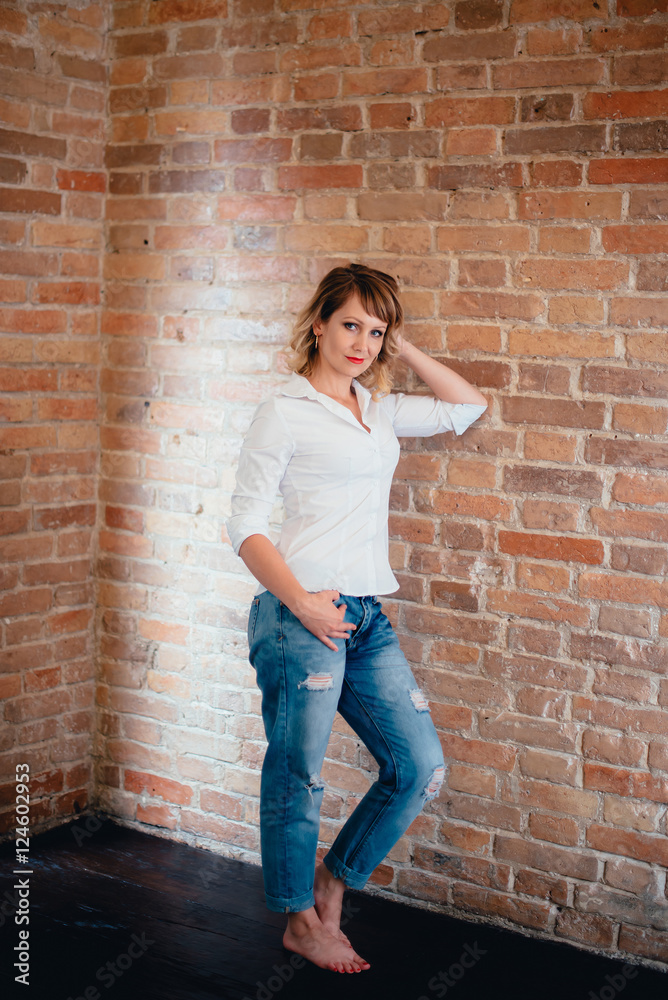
227;263;488;974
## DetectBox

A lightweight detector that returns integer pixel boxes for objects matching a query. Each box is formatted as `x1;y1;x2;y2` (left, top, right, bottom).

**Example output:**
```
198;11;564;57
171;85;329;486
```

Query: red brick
426;95;515;127
445;128;497;155
453;882;551;929
359;4;450;35
417;845;510;889
618;924;668;964
437;225;529;252
424;30;515;62
530;161;583;187
154;110;228;135
180;809;257;849
369;102;415;129
455;0;503;28
0;279;26;303
148;170;226;194
480;707;580;749
438;732;516;773
574;693;668;737
589;156;668;184
304;11;351;39
148;0;228;23
505;125;606;154
0;188;61;215
588;22;668;52
278;165;362;190
496;832;599;878
515;257;628;291
292;73;339;102
0;218;25;244
605;862;661;906
579;571;668;609
425;669;508;713
585;90;668;120
499;530;604;563
613;473;668;507
556;909;616;947
0;308;66;334
281;42;361;72
618;0;668;13
200;788;244;820
529;813;580;846
0;8;28;34
389;513;435;546
515;869;569;903
615;120;668;153
526;27;582;55
587;824;668;866
414;486;513;521
112;29;167;59
439;291;543;321
0;155;26;184
505;397;606;430
614;51;668;86
360;192;447;221
603;226;668;255
34;282;100;306
429;163;523;190
547;294;604;322
519;191;621;219
343;67;427;97
214;137;292;163
510;0;605;20
519;749;578;785
584;761;635;796
496;58;604;89
629;189;668;221
613;403;667;436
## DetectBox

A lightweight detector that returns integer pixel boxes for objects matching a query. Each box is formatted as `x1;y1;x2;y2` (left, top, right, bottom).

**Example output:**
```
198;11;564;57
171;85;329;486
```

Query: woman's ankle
286;905;320;932
314;861;345;894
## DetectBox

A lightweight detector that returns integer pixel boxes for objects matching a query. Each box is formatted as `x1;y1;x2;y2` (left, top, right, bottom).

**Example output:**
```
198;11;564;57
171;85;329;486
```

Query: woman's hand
393;336;488;407
291;590;356;652
394;332;408;361
238;537;356;651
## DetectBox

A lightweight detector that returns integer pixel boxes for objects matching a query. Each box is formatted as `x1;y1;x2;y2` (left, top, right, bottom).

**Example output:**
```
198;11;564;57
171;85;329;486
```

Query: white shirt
227;372;487;597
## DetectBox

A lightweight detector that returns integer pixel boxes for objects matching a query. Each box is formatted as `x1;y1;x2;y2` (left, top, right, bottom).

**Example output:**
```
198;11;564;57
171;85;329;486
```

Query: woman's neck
306;365;355;403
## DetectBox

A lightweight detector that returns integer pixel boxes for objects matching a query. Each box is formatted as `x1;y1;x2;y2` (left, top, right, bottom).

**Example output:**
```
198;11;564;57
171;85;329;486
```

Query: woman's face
313;293;387;381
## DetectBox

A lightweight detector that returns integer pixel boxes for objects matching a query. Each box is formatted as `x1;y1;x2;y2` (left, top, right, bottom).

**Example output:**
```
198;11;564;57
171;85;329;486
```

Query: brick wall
2;0;668;969
0;3;106;829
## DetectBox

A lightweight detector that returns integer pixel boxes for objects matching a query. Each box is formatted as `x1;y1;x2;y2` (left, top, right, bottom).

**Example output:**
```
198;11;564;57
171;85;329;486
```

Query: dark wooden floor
1;815;665;1000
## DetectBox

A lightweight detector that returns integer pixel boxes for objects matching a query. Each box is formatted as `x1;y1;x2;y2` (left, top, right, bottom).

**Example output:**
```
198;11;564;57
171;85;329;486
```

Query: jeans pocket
247;597;260;642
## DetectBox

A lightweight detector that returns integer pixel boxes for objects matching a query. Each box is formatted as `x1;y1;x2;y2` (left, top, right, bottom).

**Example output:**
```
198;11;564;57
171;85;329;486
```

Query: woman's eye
345;322;357;330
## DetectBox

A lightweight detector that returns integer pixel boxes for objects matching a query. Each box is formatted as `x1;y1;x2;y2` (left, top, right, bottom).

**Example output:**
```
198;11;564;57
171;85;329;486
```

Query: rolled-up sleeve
226;399;294;556
381;392;488;437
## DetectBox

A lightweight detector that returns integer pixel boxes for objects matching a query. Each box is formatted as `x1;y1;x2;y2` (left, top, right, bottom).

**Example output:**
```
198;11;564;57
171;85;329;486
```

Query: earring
314;335;319;350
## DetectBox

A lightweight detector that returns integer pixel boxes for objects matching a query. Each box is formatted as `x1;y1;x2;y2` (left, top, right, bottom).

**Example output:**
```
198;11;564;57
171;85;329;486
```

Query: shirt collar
280;373;373;422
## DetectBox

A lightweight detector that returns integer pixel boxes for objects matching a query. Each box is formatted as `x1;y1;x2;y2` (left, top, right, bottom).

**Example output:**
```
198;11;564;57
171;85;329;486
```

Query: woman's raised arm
396;335;488;407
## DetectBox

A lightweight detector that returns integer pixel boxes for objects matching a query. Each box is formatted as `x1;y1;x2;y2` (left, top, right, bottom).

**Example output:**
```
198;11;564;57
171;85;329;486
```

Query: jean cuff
322;849;370;890
265;886;315;913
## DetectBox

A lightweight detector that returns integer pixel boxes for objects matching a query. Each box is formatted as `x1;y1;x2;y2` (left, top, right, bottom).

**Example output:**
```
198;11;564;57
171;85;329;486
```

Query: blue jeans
247;591;446;913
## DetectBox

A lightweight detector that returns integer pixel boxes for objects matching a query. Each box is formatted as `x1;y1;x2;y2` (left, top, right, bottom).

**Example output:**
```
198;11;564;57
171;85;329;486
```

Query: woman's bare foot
283;906;369;973
313;862;368;965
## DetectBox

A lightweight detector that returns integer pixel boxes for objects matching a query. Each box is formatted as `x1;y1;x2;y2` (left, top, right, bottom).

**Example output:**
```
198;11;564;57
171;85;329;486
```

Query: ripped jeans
247;590;446;913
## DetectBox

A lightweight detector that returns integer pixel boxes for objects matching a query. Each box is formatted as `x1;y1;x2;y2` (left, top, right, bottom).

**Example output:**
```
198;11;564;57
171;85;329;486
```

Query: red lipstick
345;356;365;364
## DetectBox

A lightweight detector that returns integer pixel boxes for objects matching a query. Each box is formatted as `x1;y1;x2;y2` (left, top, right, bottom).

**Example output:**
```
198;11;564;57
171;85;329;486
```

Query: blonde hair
286;262;403;399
